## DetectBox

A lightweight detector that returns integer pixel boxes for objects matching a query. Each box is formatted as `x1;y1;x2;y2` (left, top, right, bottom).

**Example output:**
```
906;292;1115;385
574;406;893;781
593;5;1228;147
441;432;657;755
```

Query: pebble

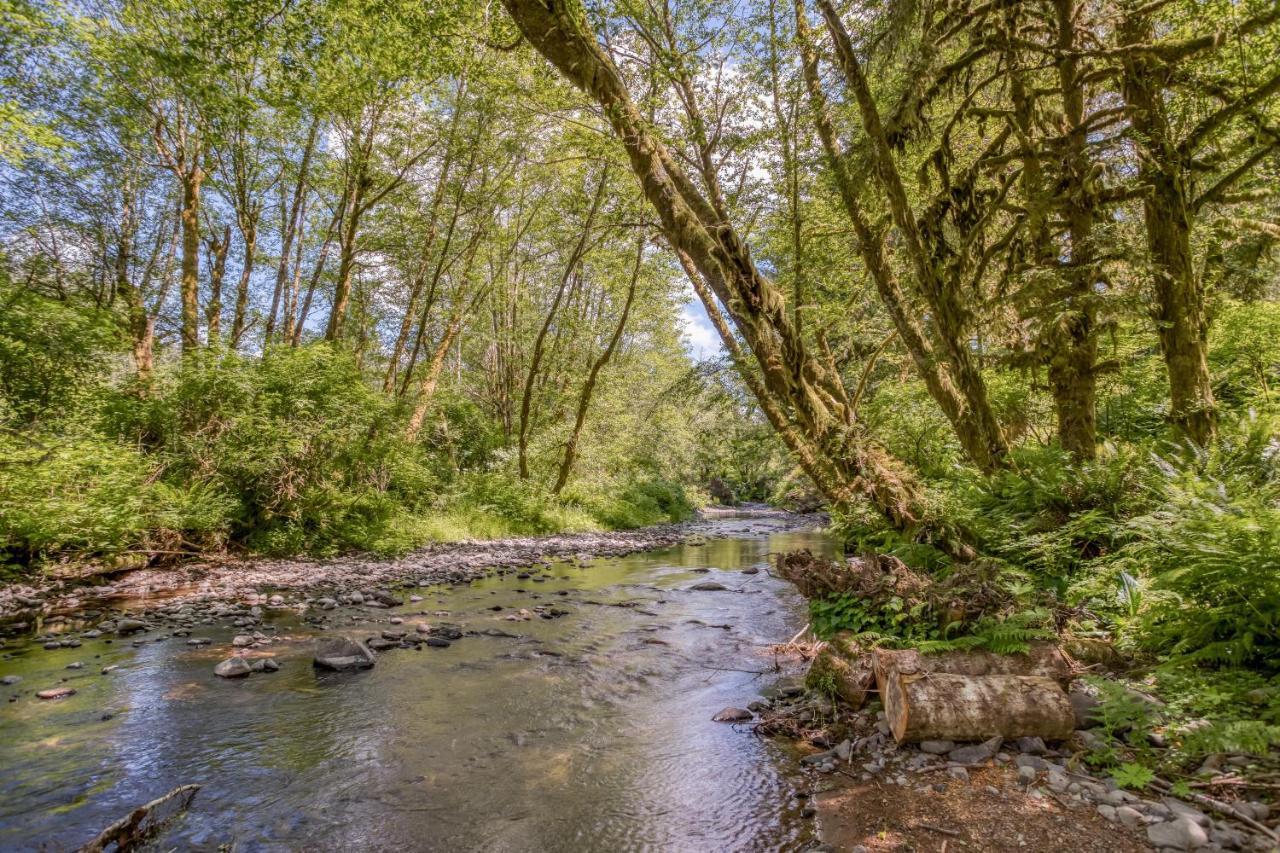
919;739;954;755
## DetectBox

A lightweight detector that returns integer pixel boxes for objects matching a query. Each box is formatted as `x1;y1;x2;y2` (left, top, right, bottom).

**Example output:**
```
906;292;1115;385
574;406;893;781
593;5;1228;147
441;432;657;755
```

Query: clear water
0;518;839;852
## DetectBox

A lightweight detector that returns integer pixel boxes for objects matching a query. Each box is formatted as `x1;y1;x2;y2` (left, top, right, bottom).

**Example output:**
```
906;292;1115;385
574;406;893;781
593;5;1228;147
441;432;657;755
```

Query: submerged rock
214;657;252;678
713;707;753;722
690;581;728;591
313;637;376;671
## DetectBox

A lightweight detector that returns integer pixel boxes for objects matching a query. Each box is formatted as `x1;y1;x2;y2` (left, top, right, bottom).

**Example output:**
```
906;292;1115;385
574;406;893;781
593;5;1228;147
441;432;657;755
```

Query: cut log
882;672;1076;743
872;643;1072;689
807;646;874;710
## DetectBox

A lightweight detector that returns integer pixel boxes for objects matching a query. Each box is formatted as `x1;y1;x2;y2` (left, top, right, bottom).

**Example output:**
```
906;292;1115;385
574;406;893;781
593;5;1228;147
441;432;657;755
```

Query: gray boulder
1146;817;1208;850
214;657;252;678
313;637;376;671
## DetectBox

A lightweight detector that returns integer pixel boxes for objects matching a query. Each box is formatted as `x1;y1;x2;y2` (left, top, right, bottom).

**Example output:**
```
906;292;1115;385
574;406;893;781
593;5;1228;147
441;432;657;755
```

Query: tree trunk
403;312;465;443
812;0;1008;473
113;180;153;387
204;223;230;346
1047;0;1099;460
553;235;642;494
265;118;318;346
228;219;256;349
325;183;366;342
503;0;930;533
517;168;609;480
1119;11;1216;445
795;3;1007;472
881;671;1076;743
871;645;1072;688
178;164;203;354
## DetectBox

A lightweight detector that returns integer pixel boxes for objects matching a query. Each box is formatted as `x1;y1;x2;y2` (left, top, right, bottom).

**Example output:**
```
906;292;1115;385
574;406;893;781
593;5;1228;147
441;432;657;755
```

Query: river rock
214;657;252;678
367;638;398;651
1161;797;1210;827
712;707;753;722
1;675;21;685
1146;817;1208;850
690;581;728;591
948;737;1002;764
251;658;280;673
116;618;147;635
37;687;76;699
231;634;254;648
919;740;954;755
425;637;451;648
313;638;376;670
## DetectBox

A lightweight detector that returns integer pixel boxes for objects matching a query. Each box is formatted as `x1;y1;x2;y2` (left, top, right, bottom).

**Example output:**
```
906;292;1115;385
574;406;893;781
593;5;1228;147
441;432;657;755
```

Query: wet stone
712;707;753;723
214;657;252;678
313;638;376;671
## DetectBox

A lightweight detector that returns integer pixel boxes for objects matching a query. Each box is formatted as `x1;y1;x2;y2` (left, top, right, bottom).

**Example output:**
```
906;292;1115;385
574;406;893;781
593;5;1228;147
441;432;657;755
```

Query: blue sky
678;284;724;360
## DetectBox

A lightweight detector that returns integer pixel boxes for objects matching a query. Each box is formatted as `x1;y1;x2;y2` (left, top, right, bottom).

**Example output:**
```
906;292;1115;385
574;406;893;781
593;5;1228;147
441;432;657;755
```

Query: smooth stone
425;637;451;648
690;582;728;591
115;619;146;635
1115;806;1144;830
214;657;252;678
1;675;20;685
313;638;376;670
1016;736;1047;754
251;658;280;673
36;687;76;700
1161;797;1210;827
231;635;254;648
919;739;954;755
712;707;753;722
1146;817;1208;850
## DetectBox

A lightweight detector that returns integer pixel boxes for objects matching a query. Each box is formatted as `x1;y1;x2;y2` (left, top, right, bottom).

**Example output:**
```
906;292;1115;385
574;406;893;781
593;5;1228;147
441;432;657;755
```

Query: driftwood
881;671;1076;743
76;784;200;853
872;644;1073;688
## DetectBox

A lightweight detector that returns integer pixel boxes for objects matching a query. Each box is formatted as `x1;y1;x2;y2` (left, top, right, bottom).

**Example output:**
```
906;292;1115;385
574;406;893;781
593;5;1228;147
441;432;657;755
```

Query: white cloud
679;296;724;361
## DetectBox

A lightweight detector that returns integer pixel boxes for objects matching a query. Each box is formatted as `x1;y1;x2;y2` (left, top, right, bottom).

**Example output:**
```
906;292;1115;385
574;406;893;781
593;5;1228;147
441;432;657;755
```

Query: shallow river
0;518;838;852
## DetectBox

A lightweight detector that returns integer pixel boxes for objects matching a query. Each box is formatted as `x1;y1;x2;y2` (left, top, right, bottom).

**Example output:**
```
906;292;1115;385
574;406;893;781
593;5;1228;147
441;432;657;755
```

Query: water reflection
0;520;839;851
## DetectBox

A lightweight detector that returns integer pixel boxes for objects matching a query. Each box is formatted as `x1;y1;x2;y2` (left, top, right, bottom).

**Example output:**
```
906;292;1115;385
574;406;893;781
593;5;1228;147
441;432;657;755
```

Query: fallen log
881;671;1076;743
807;646;874;710
872;643;1072;688
76;784;200;853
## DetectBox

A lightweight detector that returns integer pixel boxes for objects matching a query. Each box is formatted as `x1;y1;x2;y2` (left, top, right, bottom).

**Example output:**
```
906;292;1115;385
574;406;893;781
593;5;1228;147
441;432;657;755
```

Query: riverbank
0;505;815;629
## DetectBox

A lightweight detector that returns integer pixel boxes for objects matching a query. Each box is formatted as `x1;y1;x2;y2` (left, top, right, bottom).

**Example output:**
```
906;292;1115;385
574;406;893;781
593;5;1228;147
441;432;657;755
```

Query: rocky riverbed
0;515;831;850
0;505;812;630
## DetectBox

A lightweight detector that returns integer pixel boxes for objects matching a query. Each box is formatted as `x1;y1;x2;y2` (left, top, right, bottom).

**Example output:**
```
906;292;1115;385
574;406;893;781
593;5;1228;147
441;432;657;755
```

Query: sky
678;285;724;361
